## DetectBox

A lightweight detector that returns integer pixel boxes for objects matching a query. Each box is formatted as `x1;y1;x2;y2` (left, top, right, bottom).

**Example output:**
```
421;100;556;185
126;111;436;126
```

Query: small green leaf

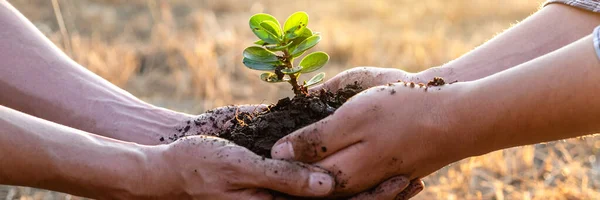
283;12;309;40
250;13;280;30
288;28;313;55
260;72;285;83
266;42;292;51
243;58;278;71
260;21;282;38
243;47;279;62
305;72;325;87
254;39;268;46
252;29;280;44
249;14;281;44
281;67;302;74
299;51;329;73
291;35;321;56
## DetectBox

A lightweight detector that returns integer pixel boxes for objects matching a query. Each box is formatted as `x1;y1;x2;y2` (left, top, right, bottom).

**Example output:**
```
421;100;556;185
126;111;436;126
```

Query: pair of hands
140;67;431;199
271;67;458;196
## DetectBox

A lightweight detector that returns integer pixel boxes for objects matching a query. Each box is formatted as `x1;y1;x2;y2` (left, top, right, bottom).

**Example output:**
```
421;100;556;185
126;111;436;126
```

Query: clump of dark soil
218;82;364;158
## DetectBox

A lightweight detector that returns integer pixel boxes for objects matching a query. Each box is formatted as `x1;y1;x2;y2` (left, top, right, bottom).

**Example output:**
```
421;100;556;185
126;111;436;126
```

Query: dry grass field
2;0;600;199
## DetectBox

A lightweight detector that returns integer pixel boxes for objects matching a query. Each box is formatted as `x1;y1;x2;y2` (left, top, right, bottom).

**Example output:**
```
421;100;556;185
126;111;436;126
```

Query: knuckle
256;160;309;192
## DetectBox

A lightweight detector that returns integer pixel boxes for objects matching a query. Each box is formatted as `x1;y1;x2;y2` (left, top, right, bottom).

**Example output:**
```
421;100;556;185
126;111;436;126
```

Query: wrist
52;141;152;199
433;81;509;161
96;101;193;145
422;82;480;164
138;144;190;199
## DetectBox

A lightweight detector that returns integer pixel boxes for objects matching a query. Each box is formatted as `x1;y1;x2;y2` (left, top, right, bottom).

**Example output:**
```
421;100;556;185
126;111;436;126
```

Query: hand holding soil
272;81;459;196
142;135;336;199
166;105;418;199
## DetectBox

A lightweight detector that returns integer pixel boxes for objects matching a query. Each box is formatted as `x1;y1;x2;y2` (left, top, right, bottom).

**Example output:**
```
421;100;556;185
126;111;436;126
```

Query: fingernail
272;141;294;159
309;172;334;195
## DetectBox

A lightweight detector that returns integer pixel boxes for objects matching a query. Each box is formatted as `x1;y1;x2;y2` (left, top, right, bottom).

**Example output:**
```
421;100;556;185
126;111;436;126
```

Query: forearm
0;106;149;199
422;4;600;82
448;35;600;157
0;1;190;144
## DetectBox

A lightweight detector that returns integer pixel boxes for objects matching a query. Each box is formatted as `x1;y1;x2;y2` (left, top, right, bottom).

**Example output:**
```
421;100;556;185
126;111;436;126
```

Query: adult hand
272;82;465;197
310;66;445;92
142;135;335;199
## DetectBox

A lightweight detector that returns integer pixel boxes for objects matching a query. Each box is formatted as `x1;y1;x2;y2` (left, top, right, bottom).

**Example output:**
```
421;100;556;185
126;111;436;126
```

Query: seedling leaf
249;14;281;44
254;39;268;46
283;12;309;40
260;21;282;38
305;72;325;87
288;28;313;56
243;46;279;62
243;58;278;71
266;42;292;51
252;29;280;44
281;67;302;74
260;72;285;83
299;51;329;73
250;13;280;30
291;35;320;56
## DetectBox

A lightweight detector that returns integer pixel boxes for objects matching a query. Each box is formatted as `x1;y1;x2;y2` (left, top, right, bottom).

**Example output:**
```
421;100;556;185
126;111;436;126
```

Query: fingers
349;176;410;200
308;67;376;93
394;179;424;200
271;112;361;162
241;155;335;197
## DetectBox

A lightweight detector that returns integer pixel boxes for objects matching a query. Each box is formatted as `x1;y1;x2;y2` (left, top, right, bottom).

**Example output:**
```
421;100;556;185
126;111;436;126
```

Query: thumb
242;157;335;197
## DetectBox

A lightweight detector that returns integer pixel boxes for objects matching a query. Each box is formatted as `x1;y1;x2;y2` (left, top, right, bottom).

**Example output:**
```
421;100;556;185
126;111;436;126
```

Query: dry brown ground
2;0;599;199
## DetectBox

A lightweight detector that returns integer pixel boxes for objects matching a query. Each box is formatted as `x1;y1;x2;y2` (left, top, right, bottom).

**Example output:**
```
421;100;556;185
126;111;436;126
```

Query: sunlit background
2;0;599;199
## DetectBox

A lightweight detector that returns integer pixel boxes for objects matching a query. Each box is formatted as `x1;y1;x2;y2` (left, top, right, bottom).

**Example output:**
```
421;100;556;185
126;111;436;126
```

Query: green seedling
242;11;329;95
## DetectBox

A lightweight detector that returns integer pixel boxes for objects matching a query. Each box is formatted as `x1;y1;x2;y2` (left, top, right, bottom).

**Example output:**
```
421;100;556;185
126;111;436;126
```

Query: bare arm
317;4;600;94
0;106;348;199
0;1;190;145
423;4;600;81
0;106;148;198
449;34;600;157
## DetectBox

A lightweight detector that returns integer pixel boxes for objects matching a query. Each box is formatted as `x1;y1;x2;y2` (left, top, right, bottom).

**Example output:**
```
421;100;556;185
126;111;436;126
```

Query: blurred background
1;0;599;199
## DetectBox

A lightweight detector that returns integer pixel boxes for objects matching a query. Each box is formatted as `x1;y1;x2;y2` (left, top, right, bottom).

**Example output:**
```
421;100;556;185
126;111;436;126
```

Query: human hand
140;135;335;199
272;82;466;197
164;105;423;200
310;66;448;92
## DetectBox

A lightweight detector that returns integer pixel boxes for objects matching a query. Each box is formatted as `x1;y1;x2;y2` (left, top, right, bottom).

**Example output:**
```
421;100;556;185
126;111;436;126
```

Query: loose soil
218;82;364;158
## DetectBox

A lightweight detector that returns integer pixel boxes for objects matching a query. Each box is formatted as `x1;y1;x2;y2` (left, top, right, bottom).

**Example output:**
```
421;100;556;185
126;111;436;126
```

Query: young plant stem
283;50;302;95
